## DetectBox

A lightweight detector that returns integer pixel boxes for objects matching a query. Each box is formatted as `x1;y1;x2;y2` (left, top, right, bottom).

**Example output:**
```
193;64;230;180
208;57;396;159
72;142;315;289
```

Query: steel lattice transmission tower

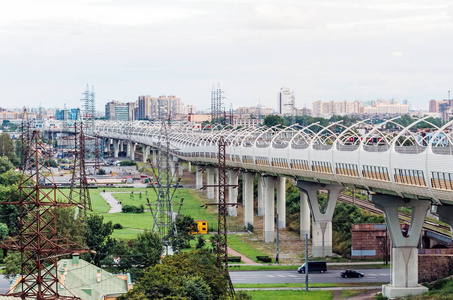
69;117;92;220
211;83;225;125
0;117;89;300
202;136;238;296
147;120;183;249
80;84;95;130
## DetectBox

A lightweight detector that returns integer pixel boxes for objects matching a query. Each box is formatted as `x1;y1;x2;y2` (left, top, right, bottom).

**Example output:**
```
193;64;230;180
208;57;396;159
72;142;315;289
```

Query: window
431;172;453;190
394;168;426;186
362;165;390;181
290;159;309;170
335;163;359;177
312;161;333;174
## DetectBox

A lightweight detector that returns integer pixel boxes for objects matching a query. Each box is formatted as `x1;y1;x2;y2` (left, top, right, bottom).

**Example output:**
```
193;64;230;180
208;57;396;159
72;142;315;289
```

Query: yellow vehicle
193;220;208;234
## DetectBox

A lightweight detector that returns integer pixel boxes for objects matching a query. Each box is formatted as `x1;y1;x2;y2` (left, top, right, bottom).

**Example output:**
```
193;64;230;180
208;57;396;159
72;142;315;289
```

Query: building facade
279;88;295;115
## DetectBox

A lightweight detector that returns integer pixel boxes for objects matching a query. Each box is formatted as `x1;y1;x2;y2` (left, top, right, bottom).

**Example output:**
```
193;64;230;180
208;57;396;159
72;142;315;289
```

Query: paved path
100;192;123;213
227;247;257;264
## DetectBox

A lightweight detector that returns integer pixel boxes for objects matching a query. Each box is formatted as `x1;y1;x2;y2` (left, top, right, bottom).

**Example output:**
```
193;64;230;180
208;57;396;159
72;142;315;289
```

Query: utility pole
276;213;279;263
305;233;309;291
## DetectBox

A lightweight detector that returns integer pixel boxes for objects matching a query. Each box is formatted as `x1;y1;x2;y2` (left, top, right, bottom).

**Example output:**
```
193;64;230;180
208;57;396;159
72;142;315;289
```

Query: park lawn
340;289;364;298
89;189;111;214
228;234;270;263
245;290;333;300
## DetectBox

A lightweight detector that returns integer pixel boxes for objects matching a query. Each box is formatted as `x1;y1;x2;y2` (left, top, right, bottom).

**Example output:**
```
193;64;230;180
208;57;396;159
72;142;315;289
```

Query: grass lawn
234;282;386;288
244;290;333;300
340;289;365;298
228;234;275;263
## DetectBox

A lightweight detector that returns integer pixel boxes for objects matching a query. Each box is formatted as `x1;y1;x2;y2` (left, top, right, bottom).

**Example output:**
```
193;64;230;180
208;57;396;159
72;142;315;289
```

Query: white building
279;88;295;115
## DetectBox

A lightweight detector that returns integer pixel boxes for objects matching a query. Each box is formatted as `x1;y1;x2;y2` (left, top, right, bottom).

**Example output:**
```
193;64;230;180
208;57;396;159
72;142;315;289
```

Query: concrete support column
152;150;157;166
243;172;255;231
206;167;215;199
113;140;119;158
178;160;183;177
120;142;124;152
215;168;219;203
169;157;176;177
187;162;192;173
142;145;150;163
131;143;136;161
257;174;265;216
228;169;239;216
296;181;344;257
104;139;110;153
264;176;277;243
126;141;132;159
299;192;311;240
276;177;286;229
195;166;203;189
372;194;430;299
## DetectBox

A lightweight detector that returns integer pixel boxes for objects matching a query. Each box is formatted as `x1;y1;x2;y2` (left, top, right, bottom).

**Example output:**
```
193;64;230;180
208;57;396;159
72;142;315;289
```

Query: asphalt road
230;269;390;284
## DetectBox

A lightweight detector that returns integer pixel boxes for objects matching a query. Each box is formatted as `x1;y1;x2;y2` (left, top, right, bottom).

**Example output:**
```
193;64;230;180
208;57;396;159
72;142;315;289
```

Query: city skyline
1;1;452;111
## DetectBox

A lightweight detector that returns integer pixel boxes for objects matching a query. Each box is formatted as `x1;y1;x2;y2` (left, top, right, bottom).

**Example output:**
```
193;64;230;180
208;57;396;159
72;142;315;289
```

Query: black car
340;270;364;278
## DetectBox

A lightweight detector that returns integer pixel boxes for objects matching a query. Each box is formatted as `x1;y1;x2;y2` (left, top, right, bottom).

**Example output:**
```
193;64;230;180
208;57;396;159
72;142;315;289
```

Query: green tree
57;207;87;247
263;115;284;128
0;134;18;166
85;214;115;266
132;231;163;268
170;214;197;251
0;223;9;241
4;251;21;282
118;249;228;300
0;156;13;174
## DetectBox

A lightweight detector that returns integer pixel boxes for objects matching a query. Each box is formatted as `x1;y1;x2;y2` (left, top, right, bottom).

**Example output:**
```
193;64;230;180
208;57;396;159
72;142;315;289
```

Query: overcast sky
1;0;452;112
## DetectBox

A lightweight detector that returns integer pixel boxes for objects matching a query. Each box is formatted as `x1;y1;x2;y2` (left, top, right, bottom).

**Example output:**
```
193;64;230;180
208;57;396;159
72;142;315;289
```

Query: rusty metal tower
0;122;88;299
202;136;238;296
69;117;92;219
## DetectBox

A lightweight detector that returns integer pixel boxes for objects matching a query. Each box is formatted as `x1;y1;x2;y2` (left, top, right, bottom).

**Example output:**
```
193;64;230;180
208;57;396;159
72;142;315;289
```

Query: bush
113;223;123;229
120;160;137;166
196;236;206;249
122;205;144;213
97;168;106;175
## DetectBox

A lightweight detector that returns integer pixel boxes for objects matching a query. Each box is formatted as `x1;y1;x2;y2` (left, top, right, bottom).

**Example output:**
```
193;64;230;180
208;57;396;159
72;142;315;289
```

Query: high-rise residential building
137;96;153;120
279;88;295;115
429;99;453;113
312;100;362;117
127;102;136;121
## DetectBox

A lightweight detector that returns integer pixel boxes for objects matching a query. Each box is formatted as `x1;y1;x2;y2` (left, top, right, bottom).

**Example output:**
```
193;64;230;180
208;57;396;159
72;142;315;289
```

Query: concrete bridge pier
372;194;430;299
228;169;239;216
120;141;124;152
257;174;265;216
142;145;150;163
243;172;255;231
206;167;215;199
195;166;203;189
152;150;157;166
187;162;191;173
299;192;311;240
127;142;136;161
169;157;176;177
296;181;344;257
178;160;183;177
276;177;286;229
113;140;120;158
264;176;277;242
104;139;110;154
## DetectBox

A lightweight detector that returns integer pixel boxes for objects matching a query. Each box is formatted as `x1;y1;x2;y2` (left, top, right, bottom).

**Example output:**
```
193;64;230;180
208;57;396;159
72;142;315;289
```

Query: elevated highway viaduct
43;117;453;298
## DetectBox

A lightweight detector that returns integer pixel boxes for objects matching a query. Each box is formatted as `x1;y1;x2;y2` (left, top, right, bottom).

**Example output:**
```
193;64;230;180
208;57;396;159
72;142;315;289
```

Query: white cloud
248;4;319;30
392;52;403;57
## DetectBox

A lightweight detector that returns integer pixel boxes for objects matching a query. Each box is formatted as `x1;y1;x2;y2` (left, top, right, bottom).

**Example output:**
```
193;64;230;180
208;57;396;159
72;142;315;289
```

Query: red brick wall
351;224;389;260
418;255;453;282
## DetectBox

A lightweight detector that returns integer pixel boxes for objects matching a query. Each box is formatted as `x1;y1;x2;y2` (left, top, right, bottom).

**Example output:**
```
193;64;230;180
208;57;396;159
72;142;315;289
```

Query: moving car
297;261;327;274
340;270;364;278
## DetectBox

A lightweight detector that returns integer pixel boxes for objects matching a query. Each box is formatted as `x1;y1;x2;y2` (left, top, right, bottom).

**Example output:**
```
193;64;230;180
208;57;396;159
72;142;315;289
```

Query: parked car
297;261;327;274
172;184;183;188
340;270;364;278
